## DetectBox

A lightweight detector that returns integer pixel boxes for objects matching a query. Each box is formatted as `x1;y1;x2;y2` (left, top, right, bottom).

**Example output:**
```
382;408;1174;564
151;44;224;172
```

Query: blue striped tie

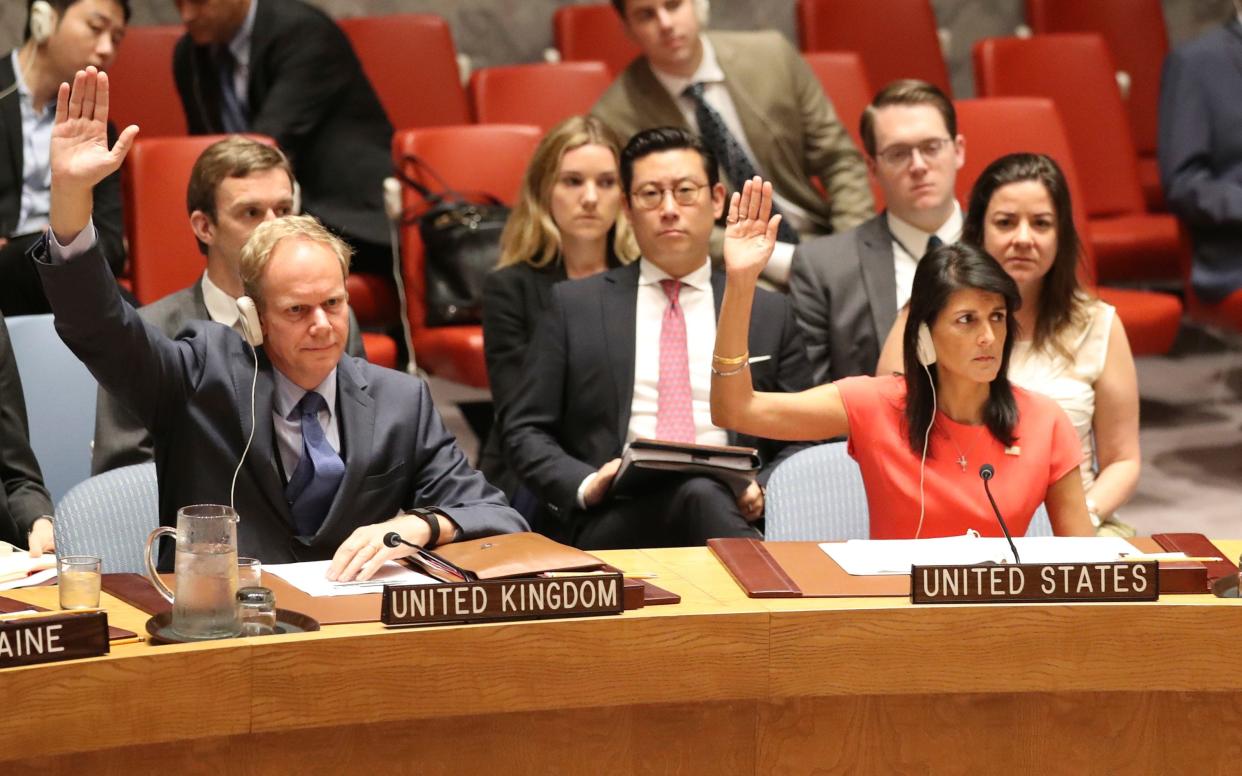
284;392;345;537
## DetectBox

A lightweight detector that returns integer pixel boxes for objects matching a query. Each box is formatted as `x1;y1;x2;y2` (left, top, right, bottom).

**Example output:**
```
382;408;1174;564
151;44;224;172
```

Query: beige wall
2;0;1237;96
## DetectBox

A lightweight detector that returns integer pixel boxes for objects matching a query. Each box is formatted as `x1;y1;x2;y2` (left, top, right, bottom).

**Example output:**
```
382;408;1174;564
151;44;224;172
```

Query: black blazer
502;262;814;529
173;0;394;246
789;214;897;384
0;51;125;274
0;311;52;546
36;240;527;563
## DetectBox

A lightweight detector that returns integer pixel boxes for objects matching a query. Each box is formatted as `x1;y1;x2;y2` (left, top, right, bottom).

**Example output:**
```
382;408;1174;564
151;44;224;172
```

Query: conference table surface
4;541;1242;775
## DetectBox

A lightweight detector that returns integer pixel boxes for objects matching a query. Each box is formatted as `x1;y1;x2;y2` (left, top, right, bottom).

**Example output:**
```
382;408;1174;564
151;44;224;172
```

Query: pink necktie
657;279;696;443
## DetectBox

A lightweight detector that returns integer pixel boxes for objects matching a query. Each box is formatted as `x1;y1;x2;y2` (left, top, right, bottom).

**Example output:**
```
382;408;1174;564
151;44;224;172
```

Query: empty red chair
974;34;1185;285
1025;0;1169;211
339;14;469;130
106;25;186;138
469;62;612;131
802;51;883;211
954;97;1181;356
553;4;641;77
797;0;951;95
392;125;543;387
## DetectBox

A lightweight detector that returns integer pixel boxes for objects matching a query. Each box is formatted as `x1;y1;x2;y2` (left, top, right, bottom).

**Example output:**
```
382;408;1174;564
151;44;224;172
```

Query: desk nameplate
911;562;1159;604
381;573;626;626
0;610;110;669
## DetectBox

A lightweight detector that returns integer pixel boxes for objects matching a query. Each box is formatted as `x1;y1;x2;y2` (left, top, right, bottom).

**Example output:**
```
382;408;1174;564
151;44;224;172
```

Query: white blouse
1008;299;1115;498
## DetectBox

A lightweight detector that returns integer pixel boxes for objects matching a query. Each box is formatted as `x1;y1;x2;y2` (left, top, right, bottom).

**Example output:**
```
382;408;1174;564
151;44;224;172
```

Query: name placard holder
0;610;110;669
381;573;626;627
911;561;1160;604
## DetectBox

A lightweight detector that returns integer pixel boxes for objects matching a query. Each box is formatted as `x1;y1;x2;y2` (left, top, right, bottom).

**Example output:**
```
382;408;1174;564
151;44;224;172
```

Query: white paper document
820;535;1157;576
264;560;438;597
0;551;57;590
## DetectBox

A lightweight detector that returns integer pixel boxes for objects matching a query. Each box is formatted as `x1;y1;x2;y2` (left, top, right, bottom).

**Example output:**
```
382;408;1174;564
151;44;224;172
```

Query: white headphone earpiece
915;322;937;366
29;0;56;45
693;0;711;25
236;296;263;347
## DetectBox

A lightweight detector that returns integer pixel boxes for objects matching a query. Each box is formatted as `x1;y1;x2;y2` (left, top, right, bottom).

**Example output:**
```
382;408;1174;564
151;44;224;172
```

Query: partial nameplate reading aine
911;561;1159;604
0;610;110;669
381;573;625;626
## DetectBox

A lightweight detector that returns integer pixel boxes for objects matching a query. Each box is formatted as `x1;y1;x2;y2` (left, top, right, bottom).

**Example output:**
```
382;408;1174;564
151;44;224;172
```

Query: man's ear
189;210;215;246
953;134;966;172
710;182;727;220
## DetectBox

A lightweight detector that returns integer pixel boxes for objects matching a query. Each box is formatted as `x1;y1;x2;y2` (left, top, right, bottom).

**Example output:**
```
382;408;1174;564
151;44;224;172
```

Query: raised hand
722;176;782;282
52;67;138;191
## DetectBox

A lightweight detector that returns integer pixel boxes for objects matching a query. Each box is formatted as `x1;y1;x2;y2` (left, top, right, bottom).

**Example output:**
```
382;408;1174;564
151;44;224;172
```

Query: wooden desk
4;544;1242;774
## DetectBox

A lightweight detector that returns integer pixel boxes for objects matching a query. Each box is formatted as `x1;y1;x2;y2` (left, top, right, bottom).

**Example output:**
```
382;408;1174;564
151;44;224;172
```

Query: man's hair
186;136;294;253
239;216;352;306
610;0;625;13
25;0;132;41
619;126;719;200
859;79;957;158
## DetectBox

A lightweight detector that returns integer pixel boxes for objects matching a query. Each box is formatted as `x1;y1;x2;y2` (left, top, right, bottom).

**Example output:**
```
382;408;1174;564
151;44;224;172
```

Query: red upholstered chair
469;62;612;131
796;0;951;95
553;4;641;77
124;135;399;365
973;34;1184;285
1025;0;1169;211
954;97;1181;356
802;51;883;211
106;25;186;138
392;125;543;387
338;14;469;130
125;136;247;305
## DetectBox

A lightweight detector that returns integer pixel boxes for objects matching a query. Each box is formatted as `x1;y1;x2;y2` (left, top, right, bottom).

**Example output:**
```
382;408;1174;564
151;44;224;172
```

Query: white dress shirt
650;36;804;284
889;201;963;311
200;271;244;332
271;368;340;483
11;50;54;237
628;258;729;447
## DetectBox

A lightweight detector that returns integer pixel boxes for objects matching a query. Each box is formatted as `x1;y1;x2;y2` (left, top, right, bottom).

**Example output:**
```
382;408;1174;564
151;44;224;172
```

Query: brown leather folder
0;594;138;641
101;573;173;616
1152;533;1235;592
710;537;1211;598
433;532;606;580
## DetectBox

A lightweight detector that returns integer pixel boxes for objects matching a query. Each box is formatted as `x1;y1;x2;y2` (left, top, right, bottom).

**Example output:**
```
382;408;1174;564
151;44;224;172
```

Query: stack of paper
821;535;1158;576
0;546;57;591
264;560;437;597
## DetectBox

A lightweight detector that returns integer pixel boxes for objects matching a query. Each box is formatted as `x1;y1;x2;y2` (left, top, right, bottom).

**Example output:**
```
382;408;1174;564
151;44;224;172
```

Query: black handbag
396;155;510;326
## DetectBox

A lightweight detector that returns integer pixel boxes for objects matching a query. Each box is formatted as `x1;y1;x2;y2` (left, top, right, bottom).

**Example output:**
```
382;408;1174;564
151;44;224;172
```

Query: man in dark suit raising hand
34;67;525;579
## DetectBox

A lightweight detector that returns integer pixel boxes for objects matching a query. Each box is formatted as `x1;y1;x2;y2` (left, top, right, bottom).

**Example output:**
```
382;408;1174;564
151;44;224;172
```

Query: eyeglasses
875;137;953;167
629;180;708;210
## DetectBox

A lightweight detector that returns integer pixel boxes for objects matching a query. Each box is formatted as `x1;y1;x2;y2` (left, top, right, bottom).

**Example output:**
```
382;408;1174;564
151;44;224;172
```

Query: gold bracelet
711;362;749;377
712;351;749;366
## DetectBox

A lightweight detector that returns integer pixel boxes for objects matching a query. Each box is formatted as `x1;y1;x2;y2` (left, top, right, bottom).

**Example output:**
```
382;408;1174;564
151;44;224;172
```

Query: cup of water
58;555;101;610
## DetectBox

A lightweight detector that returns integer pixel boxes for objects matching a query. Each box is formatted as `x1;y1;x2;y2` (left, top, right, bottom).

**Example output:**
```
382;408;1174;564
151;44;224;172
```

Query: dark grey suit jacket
789;214;896;385
38;241;526;563
502;262;813;533
1158;17;1242;303
173;0;393;246
91;278;367;475
0;311;52;546
1;52;125;274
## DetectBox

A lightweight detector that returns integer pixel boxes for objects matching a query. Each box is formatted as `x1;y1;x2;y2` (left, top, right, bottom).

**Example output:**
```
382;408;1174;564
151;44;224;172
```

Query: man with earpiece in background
0;0;128;316
90;136;370;476
36;68;526;579
591;0;873;287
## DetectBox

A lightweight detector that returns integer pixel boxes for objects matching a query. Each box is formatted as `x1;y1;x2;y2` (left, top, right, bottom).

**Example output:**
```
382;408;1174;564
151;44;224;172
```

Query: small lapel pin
1004;446;1021;456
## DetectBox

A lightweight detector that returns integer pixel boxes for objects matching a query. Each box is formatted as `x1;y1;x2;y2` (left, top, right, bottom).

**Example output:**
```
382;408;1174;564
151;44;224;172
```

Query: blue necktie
284;391;345;537
924;234;944;259
216;47;248;133
683;82;800;245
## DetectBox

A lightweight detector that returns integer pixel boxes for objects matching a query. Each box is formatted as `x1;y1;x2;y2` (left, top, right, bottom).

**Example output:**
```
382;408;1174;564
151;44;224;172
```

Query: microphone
978;464;1021;564
382;531;421;550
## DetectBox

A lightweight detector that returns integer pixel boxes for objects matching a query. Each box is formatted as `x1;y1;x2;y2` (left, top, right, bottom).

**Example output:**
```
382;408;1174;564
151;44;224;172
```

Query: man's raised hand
52;67;138;191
